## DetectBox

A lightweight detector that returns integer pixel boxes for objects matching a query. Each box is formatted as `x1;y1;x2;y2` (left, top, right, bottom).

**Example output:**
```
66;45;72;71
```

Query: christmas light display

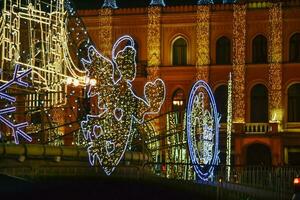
0;65;32;144
102;0;118;9
186;80;220;181
81;35;166;175
0;0;86;108
226;73;232;182
150;0;166;6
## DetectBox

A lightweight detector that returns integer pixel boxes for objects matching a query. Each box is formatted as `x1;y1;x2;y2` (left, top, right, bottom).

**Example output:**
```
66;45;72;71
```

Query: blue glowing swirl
186;80;220;181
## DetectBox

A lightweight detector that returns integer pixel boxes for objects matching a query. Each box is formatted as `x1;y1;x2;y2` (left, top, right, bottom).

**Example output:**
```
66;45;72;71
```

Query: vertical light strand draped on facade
196;5;210;82
232;4;246;123
268;3;283;123
99;8;113;57
147;6;161;81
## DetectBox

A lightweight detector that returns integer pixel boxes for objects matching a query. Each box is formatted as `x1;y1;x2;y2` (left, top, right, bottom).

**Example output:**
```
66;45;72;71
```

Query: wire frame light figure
186;80;220;181
102;0;118;9
150;0;166;6
81;35;166;175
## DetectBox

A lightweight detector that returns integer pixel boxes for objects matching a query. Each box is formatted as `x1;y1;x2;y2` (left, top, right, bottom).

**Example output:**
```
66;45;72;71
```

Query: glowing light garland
81;35;166;175
102;0;118;9
196;5;210;82
232;4;246;123
226;73;232;182
0;65;32;144
268;3;283;123
186;80;220;181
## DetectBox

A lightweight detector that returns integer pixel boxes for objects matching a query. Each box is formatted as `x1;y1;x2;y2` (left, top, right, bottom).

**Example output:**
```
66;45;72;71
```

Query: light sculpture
102;0;118;9
150;0;166;6
81;35;165;175
0;65;32;144
186;80;220;181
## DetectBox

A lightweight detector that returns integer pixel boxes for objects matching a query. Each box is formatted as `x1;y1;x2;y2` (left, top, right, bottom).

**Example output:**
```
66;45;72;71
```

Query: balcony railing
244;123;270;134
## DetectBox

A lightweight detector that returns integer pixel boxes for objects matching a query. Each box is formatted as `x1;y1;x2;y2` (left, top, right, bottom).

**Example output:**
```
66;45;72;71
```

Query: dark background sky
72;0;218;9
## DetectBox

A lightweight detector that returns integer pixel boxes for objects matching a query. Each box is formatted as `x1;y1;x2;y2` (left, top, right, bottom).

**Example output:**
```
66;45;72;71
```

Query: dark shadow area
0;175;216;200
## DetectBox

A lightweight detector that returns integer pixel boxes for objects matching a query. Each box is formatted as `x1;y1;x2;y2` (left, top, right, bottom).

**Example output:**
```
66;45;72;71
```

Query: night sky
72;0;217;9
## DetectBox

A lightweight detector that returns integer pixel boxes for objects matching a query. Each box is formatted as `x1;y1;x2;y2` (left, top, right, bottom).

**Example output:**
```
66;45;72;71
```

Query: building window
250;84;268;122
172;89;185;122
252;35;268;64
172;37;187;66
214;85;228;123
216;36;231;65
290;33;300;63
288;83;300;122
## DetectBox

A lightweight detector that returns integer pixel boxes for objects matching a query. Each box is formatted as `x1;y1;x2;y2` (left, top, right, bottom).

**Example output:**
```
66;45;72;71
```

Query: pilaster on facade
147;6;161;81
99;8;113;58
232;4;246;123
195;5;210;82
268;3;283;124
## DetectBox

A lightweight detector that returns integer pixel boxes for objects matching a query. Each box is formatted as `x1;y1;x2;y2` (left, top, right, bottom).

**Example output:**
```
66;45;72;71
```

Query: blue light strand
150;0;166;6
0;65;32;144
186;80;220;181
102;0;118;9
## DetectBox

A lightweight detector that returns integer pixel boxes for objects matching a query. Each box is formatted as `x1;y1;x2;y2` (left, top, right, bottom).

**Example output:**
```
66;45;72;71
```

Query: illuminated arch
289;33;300;63
172;36;188;66
150;0;166;6
102;0;118;9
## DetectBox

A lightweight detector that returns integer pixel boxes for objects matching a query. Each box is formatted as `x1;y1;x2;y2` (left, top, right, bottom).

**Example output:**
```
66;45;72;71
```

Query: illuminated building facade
78;0;300;166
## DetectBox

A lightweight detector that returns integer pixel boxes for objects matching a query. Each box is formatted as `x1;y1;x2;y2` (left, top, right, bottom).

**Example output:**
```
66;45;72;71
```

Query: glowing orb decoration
0;64;32;144
81;35;165;175
186;80;220;181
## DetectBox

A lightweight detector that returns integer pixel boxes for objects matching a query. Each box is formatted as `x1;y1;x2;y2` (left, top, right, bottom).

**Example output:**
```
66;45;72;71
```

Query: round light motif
186;80;220;181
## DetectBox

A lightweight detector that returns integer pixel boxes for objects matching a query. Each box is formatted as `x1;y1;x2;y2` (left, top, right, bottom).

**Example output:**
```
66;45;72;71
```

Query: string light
226;73;232;182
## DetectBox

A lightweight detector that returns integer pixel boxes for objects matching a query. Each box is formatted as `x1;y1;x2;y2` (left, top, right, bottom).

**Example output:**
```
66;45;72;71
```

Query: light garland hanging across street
81;35;166;175
186;80;220;181
0;65;32;144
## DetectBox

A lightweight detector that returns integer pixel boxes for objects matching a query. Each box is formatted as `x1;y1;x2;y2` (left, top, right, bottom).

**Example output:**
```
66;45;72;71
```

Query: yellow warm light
90;79;97;86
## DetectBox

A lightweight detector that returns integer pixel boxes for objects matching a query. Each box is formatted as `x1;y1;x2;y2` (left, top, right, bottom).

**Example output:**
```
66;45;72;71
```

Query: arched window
290;33;300;63
214;85;228;123
288;83;300;122
216;36;231;65
172;37;187;66
250;84;268;122
172;89;185;122
252;35;268;64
